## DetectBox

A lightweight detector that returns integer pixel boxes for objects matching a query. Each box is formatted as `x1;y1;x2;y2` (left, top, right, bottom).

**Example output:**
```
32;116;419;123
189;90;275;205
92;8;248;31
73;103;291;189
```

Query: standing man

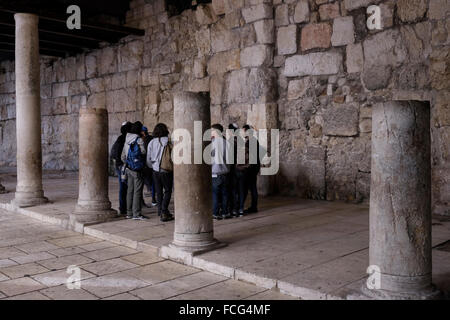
243;125;260;214
211;124;230;220
121;122;148;220
110;121;131;216
141;126;157;207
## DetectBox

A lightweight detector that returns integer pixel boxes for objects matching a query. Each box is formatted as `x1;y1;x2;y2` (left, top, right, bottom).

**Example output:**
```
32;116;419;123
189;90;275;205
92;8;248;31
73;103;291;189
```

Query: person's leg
161;171;173;216
250;173;258;210
150;169;156;204
221;175;229;218
116;168;126;215
133;171;144;218
237;171;246;214
212;177;220;218
126;169;134;218
153;171;163;216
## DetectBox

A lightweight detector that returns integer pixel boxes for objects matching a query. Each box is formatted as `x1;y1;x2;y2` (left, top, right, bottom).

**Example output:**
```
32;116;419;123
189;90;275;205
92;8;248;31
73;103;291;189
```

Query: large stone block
118;41;143;72
294;0;310;23
397;0;427;23
85;54;97;78
363;29;407;68
323;103;359;136
318;2;339;21
210;75;224;105
242;4;272;23
212;0;226;15
287;78;311;100
254;19;274;44
343;0;374;11
346;43;364;73
98;47;118;75
240;45;273;67
195;28;211;56
301;23;332;51
277;25;297;55
226;67;276;103
275;4;289;26
429;0;450;20
196;4;219;25
331;16;355;46
207;49;240;75
284;52;342;77
211;27;240;53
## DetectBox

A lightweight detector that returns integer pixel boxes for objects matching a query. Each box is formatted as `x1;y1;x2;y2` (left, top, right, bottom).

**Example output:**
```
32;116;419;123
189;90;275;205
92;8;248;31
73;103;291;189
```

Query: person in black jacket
141;126;156;207
110;121;132;216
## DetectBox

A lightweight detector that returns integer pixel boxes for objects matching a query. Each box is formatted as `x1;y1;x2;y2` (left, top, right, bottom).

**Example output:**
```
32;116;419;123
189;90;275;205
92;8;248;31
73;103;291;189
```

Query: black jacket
110;134;126;168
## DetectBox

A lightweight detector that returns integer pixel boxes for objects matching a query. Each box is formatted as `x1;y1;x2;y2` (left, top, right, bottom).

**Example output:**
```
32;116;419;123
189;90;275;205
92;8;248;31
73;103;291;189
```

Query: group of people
111;121;174;222
110;121;261;222
210;123;260;220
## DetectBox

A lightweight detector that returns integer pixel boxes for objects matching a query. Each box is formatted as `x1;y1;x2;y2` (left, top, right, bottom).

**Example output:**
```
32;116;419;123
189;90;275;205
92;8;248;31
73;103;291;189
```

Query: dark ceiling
0;0;144;62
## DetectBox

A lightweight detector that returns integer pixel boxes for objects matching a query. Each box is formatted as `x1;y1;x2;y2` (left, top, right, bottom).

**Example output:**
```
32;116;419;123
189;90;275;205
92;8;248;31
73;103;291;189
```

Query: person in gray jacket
121;122;148;220
147;123;174;222
211;124;230;220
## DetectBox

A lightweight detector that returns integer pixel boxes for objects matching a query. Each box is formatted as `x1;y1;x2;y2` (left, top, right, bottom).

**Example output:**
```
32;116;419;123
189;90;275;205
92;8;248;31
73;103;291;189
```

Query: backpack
126;137;145;171
159;139;173;172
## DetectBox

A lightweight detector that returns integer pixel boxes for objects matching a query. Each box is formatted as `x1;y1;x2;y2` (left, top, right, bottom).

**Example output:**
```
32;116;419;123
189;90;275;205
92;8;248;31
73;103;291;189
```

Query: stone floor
0;169;449;299
0;207;294;300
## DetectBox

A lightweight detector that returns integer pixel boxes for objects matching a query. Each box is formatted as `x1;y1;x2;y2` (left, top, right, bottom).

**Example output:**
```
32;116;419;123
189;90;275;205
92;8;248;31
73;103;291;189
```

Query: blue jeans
116;167;128;215
212;174;228;217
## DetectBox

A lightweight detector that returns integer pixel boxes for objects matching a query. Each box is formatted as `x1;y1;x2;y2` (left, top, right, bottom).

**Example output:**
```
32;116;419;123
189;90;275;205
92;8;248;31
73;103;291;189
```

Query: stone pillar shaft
13;13;47;207
369;100;436;299
70;108;115;230
171;92;220;252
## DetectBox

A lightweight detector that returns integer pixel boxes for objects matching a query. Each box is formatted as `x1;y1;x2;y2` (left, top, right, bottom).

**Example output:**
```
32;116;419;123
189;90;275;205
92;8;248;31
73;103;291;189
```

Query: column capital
14;13;39;24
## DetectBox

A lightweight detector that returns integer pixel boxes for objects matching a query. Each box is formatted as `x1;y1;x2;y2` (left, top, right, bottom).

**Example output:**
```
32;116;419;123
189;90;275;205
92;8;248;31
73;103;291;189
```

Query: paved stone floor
0;169;449;299
0;207;294;300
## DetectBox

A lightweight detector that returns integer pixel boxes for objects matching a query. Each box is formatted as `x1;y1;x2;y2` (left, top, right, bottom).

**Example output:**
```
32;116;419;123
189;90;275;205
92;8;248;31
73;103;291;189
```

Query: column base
170;238;227;255
70;204;117;227
361;283;442;300
12;191;48;208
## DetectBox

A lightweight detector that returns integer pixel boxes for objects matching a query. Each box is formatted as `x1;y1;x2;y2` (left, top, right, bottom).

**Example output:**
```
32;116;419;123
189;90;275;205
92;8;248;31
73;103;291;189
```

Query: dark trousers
153;170;173;215
143;167;156;201
212;174;228;217
227;169;239;213
244;170;258;210
235;169;246;211
116;167;127;215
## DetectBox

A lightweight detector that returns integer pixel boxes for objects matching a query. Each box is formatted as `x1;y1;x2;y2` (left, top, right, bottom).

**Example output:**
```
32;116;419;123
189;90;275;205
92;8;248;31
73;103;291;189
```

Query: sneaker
244;207;258;214
133;215;149;220
232;210;238;218
160;214;174;222
238;210;244;217
222;213;232;219
151;202;157;207
213;214;222;220
125;215;133;219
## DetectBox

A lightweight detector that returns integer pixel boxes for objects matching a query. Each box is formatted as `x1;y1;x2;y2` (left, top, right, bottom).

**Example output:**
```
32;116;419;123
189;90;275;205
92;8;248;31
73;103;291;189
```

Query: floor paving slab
130;271;227;300
40;285;99;300
0;262;49;279
0;277;46;296
37;254;94;270
32;268;96;287
80;258;139;276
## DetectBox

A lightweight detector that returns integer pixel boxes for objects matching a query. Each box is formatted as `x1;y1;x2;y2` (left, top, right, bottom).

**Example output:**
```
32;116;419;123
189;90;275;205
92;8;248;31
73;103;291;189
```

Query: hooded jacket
147;136;169;172
211;136;230;177
121;133;146;166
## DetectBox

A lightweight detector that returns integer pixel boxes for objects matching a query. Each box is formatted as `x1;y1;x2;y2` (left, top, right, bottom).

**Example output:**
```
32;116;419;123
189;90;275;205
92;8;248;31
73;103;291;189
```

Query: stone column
70;108;116;230
367;100;438;299
13;13;48;207
170;92;223;253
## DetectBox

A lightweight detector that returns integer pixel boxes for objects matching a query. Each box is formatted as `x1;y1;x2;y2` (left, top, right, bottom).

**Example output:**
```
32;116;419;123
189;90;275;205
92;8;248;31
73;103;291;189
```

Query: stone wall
0;0;448;214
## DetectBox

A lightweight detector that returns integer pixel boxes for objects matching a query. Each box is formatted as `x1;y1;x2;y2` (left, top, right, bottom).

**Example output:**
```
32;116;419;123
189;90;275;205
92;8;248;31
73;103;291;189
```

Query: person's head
153;123;169;138
228;123;238;130
141;126;149;137
211;123;223;139
121;121;132;135
243;124;251;131
130;122;142;135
